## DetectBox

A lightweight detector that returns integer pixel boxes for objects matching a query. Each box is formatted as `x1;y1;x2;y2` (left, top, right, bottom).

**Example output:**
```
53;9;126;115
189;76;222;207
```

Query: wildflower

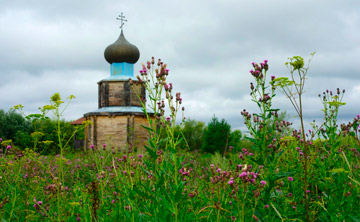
76;217;81;221
228;180;234;185
138;154;143;159
112;199;115;204
288;193;293;197
239;172;247;178
288;177;294;182
264;204;269;208
6;145;11;150
260;180;266;185
90;144;95;150
216;168;221;173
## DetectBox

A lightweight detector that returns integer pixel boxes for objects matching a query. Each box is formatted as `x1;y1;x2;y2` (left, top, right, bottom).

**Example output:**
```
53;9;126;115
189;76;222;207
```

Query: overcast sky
1;0;360;132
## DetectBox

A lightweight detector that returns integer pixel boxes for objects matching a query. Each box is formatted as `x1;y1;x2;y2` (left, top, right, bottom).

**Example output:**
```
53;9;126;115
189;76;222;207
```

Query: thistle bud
151;57;155;64
250;82;254;90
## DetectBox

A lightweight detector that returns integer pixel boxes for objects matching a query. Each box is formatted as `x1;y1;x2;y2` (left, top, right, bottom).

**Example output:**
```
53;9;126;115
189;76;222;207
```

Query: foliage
167;118;206;151
0;109;33;148
34;119;75;155
273;52;315;220
202;115;231;154
1;56;360;221
228;129;242;151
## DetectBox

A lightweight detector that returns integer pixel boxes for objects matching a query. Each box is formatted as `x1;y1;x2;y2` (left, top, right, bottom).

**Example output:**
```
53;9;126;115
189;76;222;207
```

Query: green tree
0;109;33;148
202;115;231;154
228;129;242;150
175;118;205;151
35;118;75;155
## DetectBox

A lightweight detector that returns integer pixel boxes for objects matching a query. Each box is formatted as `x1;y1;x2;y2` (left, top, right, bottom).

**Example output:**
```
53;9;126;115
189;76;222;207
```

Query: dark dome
104;31;140;64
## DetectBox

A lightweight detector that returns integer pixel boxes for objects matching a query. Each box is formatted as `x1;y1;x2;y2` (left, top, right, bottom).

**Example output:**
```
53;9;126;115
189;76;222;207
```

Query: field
1;56;360;221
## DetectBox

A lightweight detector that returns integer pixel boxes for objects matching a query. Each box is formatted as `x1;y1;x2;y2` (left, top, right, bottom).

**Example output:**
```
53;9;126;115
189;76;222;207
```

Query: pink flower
239;172;247;178
216;168;221;173
264;204;269;208
260;180;266;185
288;177;294;182
228;180;234;185
138;154;143;159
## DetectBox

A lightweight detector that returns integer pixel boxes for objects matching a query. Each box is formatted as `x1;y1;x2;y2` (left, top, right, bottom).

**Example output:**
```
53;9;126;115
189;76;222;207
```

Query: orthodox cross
117;13;127;31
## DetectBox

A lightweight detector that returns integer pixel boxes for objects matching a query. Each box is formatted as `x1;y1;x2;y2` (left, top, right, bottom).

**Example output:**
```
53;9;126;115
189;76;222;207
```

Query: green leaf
141;125;154;133
144;145;157;159
329;168;349;174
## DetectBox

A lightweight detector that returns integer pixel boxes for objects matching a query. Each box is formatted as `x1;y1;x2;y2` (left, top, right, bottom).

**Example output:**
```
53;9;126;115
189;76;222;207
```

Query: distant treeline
0;109;76;155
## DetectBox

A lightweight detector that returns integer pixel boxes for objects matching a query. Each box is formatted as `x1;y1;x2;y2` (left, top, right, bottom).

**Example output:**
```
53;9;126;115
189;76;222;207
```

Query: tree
0;109;33;147
179;118;205;151
202;115;231;154
228;129;243;150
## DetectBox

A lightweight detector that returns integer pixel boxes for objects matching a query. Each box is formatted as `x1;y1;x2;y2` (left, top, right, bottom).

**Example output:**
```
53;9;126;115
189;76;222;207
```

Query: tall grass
0;56;359;221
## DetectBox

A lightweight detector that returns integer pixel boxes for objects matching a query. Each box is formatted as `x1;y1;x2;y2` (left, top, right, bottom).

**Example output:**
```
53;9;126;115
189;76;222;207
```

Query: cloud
0;0;359;133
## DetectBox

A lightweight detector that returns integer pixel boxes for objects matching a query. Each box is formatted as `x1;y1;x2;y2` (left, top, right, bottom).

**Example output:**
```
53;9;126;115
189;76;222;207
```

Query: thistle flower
288;177;294;182
260;180;266;185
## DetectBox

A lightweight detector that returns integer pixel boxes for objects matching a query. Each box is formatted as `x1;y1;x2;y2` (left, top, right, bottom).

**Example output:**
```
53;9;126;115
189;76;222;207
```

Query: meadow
1;55;360;221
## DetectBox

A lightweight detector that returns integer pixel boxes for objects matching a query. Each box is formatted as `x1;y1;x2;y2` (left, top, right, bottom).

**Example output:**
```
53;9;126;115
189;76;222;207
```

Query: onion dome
104;30;140;64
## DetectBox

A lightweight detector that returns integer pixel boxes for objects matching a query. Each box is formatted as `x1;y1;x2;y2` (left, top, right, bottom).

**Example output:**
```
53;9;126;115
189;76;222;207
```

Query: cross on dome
117;13;127;31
